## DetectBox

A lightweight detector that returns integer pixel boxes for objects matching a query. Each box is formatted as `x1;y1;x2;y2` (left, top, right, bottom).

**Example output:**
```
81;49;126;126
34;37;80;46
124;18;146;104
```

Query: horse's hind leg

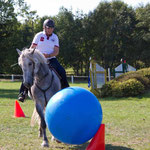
35;102;49;147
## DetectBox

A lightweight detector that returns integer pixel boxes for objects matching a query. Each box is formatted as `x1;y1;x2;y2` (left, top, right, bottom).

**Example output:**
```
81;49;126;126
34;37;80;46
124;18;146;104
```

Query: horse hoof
41;141;49;147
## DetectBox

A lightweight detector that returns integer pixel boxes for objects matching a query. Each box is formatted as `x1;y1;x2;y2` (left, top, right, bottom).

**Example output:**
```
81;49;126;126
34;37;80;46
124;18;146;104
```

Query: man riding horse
18;19;69;102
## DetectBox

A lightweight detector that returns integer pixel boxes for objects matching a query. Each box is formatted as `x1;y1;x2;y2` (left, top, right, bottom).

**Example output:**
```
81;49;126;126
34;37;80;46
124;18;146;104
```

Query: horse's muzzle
23;82;32;88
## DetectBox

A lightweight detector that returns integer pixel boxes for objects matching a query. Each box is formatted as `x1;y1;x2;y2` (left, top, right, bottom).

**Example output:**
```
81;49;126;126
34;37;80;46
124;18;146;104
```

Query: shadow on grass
69;143;134;150
105;144;134;150
0;89;18;99
71;142;88;150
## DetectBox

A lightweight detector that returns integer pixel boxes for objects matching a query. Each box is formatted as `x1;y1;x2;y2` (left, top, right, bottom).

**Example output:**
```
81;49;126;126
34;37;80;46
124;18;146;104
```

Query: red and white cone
86;124;105;150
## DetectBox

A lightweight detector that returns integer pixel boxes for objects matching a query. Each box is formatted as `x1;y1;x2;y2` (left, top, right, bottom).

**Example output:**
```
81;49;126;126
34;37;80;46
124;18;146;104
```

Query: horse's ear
16;48;22;56
34;58;40;74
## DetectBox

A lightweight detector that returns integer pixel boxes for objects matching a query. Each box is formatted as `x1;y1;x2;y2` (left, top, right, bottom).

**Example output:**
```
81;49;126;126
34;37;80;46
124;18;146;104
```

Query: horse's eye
28;62;32;66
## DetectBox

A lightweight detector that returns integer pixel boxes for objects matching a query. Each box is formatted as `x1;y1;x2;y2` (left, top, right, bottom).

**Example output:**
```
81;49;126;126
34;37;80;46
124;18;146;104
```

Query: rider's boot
18;83;28;102
61;79;69;89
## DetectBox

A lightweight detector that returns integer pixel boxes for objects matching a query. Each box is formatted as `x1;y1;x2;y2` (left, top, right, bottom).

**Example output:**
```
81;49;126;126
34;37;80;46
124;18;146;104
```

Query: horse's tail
30;107;40;127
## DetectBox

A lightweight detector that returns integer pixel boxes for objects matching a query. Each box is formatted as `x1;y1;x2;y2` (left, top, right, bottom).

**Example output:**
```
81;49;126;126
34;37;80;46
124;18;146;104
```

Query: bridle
23;53;54;106
35;72;54;106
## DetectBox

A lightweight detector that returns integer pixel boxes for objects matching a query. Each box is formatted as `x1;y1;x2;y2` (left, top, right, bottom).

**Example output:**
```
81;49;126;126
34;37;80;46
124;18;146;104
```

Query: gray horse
17;48;61;147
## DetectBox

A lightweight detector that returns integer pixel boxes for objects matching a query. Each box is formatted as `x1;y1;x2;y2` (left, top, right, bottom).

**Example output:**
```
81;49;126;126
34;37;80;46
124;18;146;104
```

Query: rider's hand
43;53;50;58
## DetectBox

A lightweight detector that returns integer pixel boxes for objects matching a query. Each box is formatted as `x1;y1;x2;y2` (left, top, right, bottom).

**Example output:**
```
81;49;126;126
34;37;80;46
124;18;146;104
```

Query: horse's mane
19;48;47;64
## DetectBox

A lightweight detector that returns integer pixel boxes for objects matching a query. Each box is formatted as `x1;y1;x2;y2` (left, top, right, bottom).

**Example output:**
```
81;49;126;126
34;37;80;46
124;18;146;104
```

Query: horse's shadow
0;89;18;99
69;143;134;150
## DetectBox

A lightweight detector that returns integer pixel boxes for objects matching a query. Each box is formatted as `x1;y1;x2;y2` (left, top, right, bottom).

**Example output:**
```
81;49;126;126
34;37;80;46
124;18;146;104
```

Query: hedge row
101;68;150;97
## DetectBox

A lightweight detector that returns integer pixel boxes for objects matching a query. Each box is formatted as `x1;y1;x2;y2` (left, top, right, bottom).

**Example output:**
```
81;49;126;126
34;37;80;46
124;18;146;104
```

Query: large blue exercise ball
45;87;103;145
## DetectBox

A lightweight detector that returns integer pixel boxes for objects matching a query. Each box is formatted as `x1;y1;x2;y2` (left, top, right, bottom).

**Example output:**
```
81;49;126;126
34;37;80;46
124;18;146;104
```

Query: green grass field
0;81;150;150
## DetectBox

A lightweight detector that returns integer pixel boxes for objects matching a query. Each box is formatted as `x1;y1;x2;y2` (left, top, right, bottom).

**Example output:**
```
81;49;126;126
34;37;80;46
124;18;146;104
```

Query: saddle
48;63;62;80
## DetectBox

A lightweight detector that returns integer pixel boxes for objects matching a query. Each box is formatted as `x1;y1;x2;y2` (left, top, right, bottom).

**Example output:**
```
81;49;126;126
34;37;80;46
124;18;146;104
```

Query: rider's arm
30;43;37;49
30;33;59;59
30;44;59;58
43;46;59;58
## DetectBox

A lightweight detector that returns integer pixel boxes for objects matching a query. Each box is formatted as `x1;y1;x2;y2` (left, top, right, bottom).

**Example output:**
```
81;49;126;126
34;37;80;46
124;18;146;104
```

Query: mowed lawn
0;81;150;150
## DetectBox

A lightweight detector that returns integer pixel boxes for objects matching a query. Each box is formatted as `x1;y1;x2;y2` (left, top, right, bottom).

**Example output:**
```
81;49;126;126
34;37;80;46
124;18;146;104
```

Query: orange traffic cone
14;100;25;118
86;124;105;150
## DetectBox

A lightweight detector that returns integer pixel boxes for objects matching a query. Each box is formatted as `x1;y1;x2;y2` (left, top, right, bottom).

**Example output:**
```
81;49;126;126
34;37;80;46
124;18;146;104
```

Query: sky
24;0;150;17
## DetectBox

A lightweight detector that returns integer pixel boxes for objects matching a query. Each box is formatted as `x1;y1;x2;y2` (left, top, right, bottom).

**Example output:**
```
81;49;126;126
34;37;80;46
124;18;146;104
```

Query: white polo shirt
32;31;59;59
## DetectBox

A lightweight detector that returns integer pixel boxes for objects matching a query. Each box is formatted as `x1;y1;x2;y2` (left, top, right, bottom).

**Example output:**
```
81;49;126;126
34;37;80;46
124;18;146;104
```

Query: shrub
100;67;150;97
115;73;150;89
120;79;145;97
101;81;113;97
111;82;123;97
101;79;145;97
136;68;150;80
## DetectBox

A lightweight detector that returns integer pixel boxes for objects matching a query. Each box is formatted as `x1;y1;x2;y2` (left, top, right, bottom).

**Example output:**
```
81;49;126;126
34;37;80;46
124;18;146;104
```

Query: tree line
1;0;150;75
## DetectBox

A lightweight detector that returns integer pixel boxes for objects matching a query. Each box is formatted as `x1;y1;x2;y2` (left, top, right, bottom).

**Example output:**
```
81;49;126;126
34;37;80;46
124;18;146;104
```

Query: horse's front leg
39;126;43;137
35;102;49;147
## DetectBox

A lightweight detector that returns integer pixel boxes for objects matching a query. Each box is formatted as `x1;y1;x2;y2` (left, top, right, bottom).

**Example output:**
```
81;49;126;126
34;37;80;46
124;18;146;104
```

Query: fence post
71;75;74;84
11;74;14;82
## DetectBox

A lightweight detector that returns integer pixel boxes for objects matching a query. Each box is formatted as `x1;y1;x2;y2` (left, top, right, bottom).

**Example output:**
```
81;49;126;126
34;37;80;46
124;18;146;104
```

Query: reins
25;54;54;106
35;71;54;106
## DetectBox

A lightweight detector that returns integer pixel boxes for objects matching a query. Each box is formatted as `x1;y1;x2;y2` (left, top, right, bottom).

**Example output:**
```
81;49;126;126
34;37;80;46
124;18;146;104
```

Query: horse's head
17;48;46;88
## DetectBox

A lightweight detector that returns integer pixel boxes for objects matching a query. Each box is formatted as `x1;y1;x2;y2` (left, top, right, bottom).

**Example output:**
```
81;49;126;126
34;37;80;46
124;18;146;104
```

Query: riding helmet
43;19;55;28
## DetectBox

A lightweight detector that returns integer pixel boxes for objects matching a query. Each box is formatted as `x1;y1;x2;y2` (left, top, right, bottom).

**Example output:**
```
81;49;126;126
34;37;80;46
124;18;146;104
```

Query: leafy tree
0;0;18;73
0;0;37;73
90;1;136;70
79;14;95;75
1;0;150;76
134;4;150;67
56;8;79;73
